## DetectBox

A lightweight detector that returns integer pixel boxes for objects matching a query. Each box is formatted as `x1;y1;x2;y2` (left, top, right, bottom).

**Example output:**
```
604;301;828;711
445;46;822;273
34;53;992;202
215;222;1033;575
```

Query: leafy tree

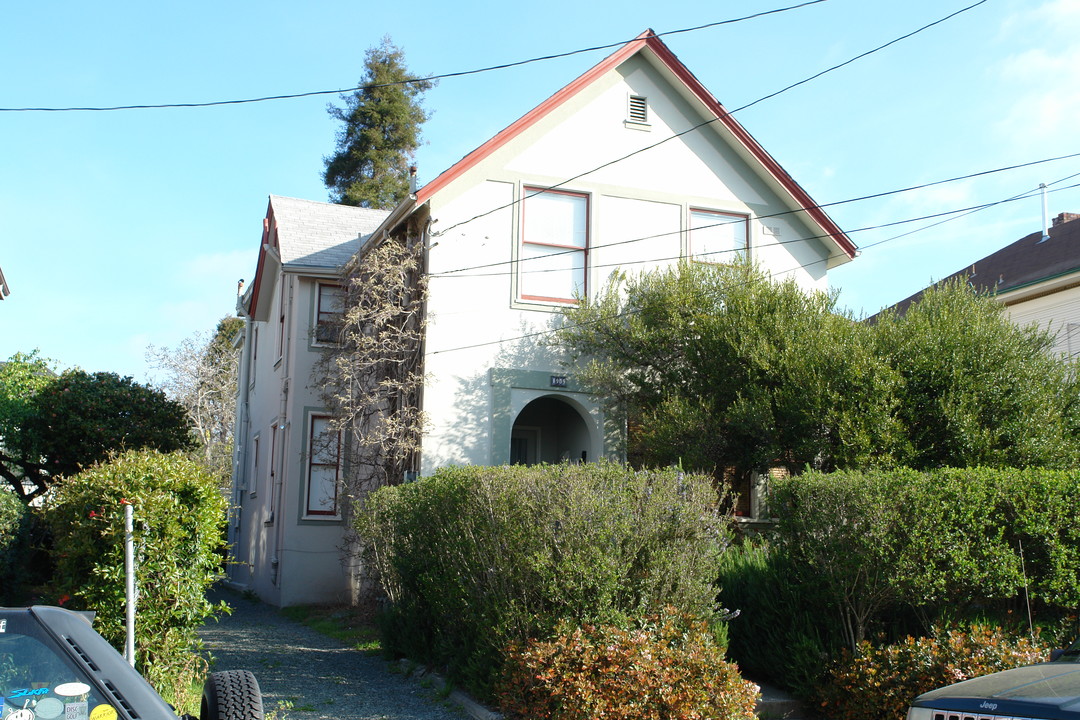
0;361;193;501
146;316;243;483
323;36;435;208
555;264;1080;484
555;261;900;481
0;351;58;498
872;279;1080;469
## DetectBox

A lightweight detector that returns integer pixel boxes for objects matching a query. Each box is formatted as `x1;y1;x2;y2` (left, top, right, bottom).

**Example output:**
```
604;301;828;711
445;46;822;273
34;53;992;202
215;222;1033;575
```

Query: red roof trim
643;36;855;258
416;30;855;260
244;198;275;317
416;30;652;206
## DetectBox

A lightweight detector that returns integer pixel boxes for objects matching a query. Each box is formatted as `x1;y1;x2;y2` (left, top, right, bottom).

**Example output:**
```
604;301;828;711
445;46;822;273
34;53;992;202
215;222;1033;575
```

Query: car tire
200;670;264;720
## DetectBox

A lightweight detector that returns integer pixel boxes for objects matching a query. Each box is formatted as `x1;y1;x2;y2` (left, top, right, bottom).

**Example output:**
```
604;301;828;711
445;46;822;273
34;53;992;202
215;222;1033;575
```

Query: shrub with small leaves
499;607;759;720
815;625;1050;720
0;489;30;602
359;461;733;699
45;450;228;710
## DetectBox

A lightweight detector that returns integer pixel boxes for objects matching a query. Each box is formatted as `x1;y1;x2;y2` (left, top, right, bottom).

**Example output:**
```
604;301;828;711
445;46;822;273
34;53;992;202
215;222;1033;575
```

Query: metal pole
124;502;136;668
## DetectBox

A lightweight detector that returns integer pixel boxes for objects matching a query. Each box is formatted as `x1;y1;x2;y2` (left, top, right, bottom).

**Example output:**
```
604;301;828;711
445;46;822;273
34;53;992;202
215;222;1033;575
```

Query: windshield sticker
7;707;36;720
7;687;50;701
0;619;6;632
33;697;64;720
52;684;90;698
87;704;116;720
63;700;88;720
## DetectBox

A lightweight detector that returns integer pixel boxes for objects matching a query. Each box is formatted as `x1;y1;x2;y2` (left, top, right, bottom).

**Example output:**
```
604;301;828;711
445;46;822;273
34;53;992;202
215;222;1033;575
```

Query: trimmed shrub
0;489;30;603
771;467;1080;652
815;626;1050;720
499;607;759;720
45;450;228;708
358;462;733;699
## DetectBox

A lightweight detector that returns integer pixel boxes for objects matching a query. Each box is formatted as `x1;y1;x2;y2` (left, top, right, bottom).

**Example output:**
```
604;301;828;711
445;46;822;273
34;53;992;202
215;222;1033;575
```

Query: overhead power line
427;178;1080;356
429;151;1080;279
431;0;993;239
0;1;827;113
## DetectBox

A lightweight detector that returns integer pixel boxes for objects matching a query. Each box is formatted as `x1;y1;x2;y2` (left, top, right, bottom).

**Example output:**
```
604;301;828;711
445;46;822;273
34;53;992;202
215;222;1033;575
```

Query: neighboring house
228;30;857;606
892;211;1080;357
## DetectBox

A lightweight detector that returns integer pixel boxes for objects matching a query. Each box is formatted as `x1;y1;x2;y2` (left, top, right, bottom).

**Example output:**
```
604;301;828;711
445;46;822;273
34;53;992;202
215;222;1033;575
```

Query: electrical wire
428;152;1080;278
432;0;993;239
0;1;827;113
425;179;1080;356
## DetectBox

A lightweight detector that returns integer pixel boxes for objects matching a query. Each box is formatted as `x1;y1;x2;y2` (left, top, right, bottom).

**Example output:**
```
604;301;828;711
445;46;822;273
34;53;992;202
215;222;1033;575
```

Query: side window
268;423;279;516
249;435;259;497
519;188;589;304
306;415;340;517
314;283;344;344
690;209;748;263
276;280;286;361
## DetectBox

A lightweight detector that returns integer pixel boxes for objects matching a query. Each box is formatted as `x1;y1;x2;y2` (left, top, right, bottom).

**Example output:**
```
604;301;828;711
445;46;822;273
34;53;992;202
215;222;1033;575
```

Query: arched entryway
510;395;592;465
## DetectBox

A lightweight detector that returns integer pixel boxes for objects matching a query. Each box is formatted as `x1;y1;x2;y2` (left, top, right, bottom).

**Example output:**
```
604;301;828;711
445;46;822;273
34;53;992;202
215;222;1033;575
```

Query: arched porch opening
509;395;592;465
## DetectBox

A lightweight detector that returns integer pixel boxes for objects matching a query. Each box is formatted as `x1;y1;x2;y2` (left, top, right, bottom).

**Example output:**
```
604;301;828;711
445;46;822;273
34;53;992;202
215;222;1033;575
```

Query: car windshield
0;613;113;720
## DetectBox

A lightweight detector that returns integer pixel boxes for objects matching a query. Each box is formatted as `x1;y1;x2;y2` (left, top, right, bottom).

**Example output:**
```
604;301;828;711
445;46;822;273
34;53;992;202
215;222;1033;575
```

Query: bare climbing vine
313;221;428;521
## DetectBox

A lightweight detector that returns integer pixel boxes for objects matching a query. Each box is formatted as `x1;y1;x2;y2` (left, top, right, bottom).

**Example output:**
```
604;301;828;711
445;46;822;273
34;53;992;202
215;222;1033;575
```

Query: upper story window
276;280;286;361
689;209;749;263
306;415;341;517
314;283;344;344
520;188;589;304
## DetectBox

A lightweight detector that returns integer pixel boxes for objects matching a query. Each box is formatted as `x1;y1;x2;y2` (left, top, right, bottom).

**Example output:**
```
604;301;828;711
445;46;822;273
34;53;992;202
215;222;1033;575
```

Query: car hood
917;663;1080;713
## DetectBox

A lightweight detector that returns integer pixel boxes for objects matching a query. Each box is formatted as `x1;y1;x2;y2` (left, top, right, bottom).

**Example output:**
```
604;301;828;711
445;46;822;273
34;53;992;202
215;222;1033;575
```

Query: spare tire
200;670;264;720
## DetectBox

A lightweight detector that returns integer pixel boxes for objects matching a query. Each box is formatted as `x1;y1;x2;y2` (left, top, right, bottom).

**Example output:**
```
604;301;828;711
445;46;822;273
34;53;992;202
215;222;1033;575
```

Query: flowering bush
498;608;759;720
815;625;1050;720
46;450;228;710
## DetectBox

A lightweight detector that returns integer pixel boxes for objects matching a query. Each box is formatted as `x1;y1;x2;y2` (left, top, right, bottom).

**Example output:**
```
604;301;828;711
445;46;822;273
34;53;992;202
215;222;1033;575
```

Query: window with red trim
519;188;588;304
690;209;748;263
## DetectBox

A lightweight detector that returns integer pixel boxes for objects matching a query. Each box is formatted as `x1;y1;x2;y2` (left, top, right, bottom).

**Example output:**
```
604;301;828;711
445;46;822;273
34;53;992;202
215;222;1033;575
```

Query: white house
228;30;856;606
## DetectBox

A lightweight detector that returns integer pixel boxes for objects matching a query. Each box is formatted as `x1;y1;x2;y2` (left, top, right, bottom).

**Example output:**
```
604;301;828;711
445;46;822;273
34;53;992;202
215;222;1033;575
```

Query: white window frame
249;434;260;497
689;208;749;263
519;187;589;305
268;422;279;519
276;280;286;363
305;414;341;518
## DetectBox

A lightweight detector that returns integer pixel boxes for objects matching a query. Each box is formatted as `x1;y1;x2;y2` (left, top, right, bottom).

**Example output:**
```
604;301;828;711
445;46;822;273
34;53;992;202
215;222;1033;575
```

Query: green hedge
0;489;30;603
45;450;228;708
358;462;733;699
771;467;1080;643
719;467;1080;699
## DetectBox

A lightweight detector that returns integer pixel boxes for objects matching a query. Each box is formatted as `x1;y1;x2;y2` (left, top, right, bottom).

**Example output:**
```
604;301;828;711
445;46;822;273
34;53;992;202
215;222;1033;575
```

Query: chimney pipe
409;165;418;194
1039;183;1050;243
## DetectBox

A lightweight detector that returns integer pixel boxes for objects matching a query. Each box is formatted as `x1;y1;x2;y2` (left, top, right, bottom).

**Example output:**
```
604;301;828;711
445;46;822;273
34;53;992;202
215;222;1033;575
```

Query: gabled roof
889;212;1080;314
411;29;855;262
242;195;390;319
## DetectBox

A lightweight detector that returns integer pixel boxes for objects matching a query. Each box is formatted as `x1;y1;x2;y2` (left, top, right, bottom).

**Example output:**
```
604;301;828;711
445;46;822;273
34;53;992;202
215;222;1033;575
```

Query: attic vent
628;95;648;123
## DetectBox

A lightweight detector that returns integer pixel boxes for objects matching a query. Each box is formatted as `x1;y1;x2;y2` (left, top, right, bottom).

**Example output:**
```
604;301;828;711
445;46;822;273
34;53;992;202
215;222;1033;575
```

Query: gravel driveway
198;587;468;720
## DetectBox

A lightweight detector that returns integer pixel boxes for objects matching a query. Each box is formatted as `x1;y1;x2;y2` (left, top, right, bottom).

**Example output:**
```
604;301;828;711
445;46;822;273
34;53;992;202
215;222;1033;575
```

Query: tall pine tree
323;37;435;208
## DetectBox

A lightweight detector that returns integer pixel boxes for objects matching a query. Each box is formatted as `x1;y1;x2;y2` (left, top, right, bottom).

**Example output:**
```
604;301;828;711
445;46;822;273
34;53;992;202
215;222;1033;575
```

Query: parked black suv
907;639;1080;720
1;605;261;720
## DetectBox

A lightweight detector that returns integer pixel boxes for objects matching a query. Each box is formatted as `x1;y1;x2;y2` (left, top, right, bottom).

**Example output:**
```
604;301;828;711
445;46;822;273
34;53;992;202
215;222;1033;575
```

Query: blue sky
2;0;1078;384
